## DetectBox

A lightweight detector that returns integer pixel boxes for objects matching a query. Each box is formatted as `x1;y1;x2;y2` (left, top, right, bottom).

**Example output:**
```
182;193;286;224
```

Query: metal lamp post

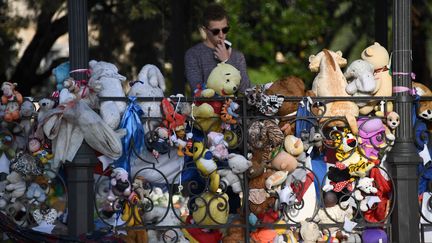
66;0;96;237
387;0;421;242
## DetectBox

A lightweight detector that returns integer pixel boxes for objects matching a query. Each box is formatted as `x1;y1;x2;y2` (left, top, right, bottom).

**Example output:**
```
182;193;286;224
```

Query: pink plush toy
207;132;229;160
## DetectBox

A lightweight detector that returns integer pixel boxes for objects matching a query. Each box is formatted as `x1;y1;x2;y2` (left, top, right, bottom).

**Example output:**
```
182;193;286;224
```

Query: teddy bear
88;60;127;129
192;63;241;132
222;218;245;243
127;64;166;132
354;177;378;212
107;167;131;202
218;153;252;193
26;182;47;203
360;42;393;116
344;59;376;107
5;171;26;201
308;49;359;132
192;141;220;193
37;98;56;124
413;81;432;121
248;170;276;217
300;220;322;243
192;191;230;225
265;76;316;117
1;82;24;123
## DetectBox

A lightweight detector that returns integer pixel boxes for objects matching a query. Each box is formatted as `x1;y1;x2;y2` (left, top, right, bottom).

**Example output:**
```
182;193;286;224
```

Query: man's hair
202;4;228;28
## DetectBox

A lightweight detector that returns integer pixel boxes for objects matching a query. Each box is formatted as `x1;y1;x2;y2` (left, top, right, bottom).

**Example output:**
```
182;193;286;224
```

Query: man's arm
184;50;203;92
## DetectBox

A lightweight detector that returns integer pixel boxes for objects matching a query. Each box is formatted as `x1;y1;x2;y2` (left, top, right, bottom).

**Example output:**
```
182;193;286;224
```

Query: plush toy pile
3;41;426;242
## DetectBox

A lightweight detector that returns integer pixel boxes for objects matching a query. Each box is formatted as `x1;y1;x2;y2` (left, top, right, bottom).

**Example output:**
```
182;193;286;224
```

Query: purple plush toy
357;117;387;161
362;228;388;243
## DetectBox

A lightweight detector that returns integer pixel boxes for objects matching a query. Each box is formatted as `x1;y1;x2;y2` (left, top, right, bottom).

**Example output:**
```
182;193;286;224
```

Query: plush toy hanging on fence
114;96;145;173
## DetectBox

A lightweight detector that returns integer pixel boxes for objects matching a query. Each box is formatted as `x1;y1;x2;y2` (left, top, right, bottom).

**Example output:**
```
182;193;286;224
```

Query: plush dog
413;81;432;120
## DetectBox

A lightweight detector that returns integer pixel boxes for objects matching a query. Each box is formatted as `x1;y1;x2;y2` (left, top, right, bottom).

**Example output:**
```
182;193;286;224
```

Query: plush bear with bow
360;42;393;116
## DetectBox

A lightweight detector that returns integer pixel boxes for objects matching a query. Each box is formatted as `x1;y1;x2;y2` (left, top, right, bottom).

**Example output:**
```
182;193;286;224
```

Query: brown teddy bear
248;170;276;216
222;219;245;243
265;76;315;116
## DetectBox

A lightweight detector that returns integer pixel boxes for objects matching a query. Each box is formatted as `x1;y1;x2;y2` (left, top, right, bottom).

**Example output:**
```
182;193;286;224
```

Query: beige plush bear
360;42;393;116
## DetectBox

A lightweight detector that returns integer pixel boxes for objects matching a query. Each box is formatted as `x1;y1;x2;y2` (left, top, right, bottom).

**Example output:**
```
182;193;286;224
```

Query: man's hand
214;42;231;62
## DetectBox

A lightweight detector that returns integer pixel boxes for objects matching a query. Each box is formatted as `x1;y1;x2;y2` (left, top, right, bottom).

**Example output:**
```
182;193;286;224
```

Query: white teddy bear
218;153;252;193
354;177;378;212
88;60;127;129
128;64;166;132
37;98;56;123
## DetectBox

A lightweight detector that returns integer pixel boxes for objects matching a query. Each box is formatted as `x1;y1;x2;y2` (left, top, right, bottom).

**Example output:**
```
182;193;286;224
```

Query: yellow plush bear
360;42;393;116
192;63;241;132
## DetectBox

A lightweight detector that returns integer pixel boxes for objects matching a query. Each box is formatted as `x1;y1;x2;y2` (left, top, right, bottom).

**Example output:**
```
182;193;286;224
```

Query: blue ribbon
114;96;145;174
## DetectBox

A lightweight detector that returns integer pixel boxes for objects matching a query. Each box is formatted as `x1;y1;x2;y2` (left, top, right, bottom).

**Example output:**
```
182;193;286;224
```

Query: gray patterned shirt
184;42;251;94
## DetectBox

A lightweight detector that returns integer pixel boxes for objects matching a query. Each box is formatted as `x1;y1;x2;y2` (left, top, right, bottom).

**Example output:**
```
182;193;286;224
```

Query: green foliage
1;0;431;94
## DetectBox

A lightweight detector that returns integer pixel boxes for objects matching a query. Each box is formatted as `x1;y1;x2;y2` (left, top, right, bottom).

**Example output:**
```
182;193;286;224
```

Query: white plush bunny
128;64;166;131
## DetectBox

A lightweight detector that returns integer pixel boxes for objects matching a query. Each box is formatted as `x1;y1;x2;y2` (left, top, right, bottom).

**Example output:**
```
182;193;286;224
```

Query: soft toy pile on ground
1;42;431;242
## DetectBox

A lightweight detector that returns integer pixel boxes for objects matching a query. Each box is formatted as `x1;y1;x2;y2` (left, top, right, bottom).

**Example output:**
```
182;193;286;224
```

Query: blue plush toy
52;61;70;91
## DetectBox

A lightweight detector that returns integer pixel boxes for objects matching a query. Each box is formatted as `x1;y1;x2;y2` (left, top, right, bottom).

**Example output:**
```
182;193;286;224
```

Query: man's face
205;18;229;48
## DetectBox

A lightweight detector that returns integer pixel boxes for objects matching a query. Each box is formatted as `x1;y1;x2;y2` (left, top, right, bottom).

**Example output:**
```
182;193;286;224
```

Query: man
185;4;251;94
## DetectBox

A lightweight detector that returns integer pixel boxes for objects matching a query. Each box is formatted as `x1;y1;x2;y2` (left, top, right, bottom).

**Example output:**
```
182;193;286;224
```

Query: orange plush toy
1;82;23;122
